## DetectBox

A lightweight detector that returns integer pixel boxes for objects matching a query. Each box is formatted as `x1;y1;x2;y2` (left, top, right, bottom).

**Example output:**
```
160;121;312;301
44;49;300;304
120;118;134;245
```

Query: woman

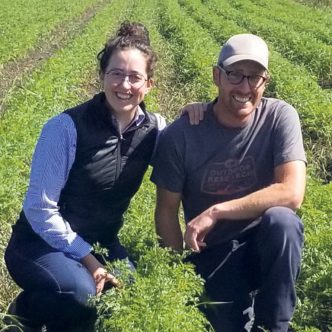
4;22;201;332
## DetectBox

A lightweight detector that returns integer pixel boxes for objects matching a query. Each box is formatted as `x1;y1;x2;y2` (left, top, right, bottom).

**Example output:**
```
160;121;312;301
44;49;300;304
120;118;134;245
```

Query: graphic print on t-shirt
201;157;256;195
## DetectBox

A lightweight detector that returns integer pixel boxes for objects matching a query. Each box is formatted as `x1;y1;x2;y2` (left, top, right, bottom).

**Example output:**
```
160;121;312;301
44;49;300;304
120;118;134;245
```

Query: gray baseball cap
218;34;269;70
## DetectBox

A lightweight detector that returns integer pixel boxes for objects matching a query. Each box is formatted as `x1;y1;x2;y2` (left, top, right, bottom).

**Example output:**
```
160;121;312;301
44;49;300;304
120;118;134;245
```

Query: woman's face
102;48;153;115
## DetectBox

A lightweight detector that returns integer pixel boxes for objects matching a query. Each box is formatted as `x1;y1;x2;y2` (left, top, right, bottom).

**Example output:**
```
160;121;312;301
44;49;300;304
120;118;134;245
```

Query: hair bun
98;21;156;78
116;21;150;45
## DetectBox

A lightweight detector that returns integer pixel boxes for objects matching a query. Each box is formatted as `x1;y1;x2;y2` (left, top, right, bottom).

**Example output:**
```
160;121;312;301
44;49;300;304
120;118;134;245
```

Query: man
151;34;306;332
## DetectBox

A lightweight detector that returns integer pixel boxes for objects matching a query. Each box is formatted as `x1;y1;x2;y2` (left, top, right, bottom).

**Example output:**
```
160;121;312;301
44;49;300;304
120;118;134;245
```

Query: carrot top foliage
0;0;331;331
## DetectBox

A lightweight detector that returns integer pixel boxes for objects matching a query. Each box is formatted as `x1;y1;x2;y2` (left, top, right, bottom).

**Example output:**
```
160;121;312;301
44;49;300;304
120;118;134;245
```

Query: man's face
213;60;268;127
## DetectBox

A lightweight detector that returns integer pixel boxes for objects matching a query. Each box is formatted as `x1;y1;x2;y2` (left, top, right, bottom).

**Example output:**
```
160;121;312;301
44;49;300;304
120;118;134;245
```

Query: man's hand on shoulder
180;102;208;125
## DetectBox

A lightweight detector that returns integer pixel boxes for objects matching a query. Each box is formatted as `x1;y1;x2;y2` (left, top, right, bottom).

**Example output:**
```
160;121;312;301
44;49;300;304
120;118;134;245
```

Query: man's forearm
211;182;303;222
154;187;184;251
155;210;184;251
210;161;306;221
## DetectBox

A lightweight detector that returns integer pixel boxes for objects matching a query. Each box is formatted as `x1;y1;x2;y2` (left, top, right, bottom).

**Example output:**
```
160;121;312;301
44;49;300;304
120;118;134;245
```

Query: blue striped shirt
23;108;166;260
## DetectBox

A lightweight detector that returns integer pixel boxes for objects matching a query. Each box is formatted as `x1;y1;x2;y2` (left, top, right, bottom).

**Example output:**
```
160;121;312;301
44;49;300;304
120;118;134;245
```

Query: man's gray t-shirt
151;97;306;245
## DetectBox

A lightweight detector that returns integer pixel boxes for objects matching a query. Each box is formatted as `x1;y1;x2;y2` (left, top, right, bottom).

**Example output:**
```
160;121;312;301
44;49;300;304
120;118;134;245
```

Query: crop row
0;0;105;65
0;0;331;330
248;0;332;45
294;179;332;330
157;0;219;102
258;0;332;28
202;0;332;87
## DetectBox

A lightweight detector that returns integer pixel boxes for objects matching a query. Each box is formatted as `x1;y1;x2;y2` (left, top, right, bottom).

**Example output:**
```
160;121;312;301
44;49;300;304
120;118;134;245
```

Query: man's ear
265;73;271;87
212;66;220;86
99;71;105;85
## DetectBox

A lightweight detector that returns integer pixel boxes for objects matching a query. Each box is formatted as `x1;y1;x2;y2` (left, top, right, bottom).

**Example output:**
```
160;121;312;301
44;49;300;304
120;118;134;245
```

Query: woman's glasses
106;70;147;89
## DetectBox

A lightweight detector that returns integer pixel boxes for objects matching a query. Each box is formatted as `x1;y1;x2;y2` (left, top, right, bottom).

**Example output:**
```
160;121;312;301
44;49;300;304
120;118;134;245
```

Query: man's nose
238;76;252;90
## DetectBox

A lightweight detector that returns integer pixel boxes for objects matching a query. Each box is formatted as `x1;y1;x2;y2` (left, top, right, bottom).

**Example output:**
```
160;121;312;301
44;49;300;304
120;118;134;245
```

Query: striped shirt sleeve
23;113;92;260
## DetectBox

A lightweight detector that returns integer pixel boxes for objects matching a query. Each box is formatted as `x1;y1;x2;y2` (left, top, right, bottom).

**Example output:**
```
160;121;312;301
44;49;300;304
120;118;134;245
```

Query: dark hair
97;21;157;78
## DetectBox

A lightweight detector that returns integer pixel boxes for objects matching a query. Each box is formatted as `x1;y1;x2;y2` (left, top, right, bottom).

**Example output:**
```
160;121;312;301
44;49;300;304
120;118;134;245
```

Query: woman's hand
81;253;120;295
180;102;208;125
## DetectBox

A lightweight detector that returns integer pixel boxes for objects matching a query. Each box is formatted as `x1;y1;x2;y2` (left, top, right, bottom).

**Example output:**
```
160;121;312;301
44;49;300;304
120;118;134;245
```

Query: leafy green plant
1;1;332;331
0;0;104;64
249;0;332;45
294;179;332;331
93;247;208;332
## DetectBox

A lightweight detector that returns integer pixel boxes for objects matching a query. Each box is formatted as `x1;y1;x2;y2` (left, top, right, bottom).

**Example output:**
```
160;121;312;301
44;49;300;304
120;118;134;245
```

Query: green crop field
0;0;331;331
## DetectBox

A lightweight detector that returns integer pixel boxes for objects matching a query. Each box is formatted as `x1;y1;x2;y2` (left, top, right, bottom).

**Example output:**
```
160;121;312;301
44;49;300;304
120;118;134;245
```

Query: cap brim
222;54;268;70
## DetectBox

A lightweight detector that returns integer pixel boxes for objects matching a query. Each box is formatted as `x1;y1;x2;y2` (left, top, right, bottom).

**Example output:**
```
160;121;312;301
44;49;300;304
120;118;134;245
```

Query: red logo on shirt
201;157;256;195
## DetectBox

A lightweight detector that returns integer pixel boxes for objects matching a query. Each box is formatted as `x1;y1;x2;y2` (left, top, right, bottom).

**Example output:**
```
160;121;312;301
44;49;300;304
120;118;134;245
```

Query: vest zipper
115;121;149;179
115;133;123;180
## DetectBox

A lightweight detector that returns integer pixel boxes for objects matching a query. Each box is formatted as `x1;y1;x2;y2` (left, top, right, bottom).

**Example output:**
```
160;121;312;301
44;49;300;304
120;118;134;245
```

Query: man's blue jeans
5;232;132;331
188;207;304;332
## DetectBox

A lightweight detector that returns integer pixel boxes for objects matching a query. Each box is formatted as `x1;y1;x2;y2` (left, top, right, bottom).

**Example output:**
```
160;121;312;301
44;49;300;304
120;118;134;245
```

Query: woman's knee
27;260;96;312
6;245;96;305
52;259;96;304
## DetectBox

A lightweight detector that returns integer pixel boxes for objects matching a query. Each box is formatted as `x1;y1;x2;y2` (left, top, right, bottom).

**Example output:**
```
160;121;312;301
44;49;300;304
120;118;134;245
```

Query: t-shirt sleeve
150;123;186;193
273;103;307;167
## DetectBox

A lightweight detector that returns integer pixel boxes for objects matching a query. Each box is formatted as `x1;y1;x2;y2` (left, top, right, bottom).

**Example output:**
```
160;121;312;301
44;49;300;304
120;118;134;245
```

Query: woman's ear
145;78;154;94
99;71;105;90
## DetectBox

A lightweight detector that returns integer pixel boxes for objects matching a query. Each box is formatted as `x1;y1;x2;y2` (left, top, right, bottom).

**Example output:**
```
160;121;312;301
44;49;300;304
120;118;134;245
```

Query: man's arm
155;187;184;251
180;102;208;125
184;160;306;251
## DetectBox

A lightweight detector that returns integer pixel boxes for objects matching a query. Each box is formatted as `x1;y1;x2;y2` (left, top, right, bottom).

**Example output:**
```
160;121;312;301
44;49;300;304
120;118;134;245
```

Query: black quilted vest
14;93;158;246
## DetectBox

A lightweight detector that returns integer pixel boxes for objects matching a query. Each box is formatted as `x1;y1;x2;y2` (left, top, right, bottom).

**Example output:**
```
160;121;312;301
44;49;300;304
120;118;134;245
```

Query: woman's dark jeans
5;232;133;332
